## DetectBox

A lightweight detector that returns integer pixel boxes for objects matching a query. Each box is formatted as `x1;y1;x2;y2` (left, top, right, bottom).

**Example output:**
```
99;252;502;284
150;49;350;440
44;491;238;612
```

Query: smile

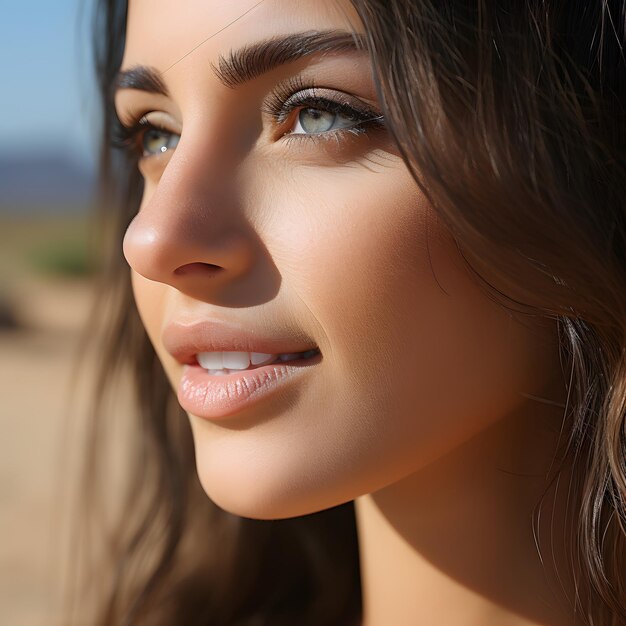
196;349;320;375
178;349;322;420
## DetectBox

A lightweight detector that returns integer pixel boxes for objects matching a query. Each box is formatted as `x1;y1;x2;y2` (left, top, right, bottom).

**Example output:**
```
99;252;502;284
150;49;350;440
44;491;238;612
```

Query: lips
162;320;321;419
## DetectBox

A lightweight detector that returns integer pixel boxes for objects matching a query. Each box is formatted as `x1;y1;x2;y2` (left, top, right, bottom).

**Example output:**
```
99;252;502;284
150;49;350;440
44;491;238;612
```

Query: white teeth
197;352;223;370
197;349;318;373
221;351;250;370
196;350;276;372
250;352;275;366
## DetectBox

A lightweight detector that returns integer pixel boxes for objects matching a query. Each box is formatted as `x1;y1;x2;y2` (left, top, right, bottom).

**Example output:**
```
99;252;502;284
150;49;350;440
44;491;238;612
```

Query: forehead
123;0;363;72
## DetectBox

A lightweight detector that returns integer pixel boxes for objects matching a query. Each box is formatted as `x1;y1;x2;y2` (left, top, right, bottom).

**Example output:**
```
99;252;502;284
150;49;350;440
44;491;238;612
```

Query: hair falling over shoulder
65;1;625;625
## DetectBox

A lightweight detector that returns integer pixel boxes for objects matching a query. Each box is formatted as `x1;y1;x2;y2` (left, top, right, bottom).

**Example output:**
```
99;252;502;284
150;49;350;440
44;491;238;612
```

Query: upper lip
162;319;319;366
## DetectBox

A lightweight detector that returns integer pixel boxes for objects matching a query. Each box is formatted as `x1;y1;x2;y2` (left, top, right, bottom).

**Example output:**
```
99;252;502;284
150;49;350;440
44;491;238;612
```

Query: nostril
174;262;225;276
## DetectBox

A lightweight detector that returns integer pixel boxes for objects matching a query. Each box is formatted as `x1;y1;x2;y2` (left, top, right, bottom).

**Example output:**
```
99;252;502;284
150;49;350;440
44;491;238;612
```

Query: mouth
193;348;321;375
179;349;322;420
162;319;322;420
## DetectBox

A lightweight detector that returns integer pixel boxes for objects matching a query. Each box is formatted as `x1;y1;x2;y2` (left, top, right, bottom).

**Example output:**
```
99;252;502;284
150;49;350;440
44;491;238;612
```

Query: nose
122;145;261;305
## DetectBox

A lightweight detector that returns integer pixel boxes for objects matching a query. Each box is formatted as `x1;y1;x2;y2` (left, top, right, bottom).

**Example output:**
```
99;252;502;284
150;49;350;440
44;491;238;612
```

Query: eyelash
110;76;385;158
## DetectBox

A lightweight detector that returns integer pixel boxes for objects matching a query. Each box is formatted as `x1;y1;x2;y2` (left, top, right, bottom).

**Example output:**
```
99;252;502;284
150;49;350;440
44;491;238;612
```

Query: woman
72;0;625;624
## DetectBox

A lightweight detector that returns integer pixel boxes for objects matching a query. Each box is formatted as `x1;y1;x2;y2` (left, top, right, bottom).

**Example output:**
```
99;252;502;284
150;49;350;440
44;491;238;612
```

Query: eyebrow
115;29;368;95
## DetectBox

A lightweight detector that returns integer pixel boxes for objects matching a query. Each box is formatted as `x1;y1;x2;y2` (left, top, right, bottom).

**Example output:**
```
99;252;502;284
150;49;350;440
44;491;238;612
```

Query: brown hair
67;1;625;624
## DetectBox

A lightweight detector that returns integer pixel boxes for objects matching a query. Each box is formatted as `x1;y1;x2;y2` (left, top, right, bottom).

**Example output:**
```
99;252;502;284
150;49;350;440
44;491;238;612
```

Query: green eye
297;109;335;133
142;128;180;157
111;114;182;160
262;80;385;142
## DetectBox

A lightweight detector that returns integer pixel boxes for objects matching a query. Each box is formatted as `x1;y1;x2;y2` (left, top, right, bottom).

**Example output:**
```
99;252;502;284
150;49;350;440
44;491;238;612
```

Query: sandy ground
1;275;96;625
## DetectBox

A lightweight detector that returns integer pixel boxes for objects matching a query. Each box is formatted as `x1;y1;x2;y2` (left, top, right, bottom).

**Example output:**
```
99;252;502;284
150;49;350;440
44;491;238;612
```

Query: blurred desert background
1;214;97;625
1;1;105;623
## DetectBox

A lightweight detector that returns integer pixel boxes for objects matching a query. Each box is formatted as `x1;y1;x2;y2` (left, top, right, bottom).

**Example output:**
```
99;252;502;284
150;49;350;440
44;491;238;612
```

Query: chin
195;470;334;520
192;441;354;521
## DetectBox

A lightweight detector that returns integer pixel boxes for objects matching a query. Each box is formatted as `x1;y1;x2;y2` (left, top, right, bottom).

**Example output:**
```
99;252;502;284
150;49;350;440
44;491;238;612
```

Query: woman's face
118;0;563;519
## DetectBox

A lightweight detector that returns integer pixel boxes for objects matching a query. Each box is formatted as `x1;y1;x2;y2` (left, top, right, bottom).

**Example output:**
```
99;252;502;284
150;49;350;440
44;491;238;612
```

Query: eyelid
131;110;181;135
262;75;380;124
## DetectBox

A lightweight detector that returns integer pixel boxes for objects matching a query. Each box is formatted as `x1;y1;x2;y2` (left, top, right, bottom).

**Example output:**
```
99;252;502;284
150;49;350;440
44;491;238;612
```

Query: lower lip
177;354;321;420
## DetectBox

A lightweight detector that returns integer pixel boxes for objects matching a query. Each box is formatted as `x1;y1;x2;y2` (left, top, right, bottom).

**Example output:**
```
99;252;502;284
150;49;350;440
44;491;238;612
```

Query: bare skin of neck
355;398;585;626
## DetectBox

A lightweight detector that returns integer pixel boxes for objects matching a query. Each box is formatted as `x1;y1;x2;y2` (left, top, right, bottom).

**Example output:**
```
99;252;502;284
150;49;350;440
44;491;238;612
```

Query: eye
263;78;385;143
291;107;360;135
111;80;385;162
141;127;180;157
110;113;181;160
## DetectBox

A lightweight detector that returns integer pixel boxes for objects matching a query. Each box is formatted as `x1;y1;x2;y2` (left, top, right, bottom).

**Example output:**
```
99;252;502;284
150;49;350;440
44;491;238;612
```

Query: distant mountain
0;152;96;214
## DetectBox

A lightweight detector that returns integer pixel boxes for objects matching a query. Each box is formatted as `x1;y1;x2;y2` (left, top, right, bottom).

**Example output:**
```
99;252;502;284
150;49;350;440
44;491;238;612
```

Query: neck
355;399;584;626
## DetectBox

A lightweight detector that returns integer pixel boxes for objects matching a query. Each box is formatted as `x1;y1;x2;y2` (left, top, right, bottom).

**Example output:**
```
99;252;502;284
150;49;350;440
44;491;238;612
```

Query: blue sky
1;0;98;166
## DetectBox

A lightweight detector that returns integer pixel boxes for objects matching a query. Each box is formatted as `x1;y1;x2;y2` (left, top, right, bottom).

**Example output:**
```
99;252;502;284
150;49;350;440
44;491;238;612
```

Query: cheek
242;164;561;497
134;157;560;520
